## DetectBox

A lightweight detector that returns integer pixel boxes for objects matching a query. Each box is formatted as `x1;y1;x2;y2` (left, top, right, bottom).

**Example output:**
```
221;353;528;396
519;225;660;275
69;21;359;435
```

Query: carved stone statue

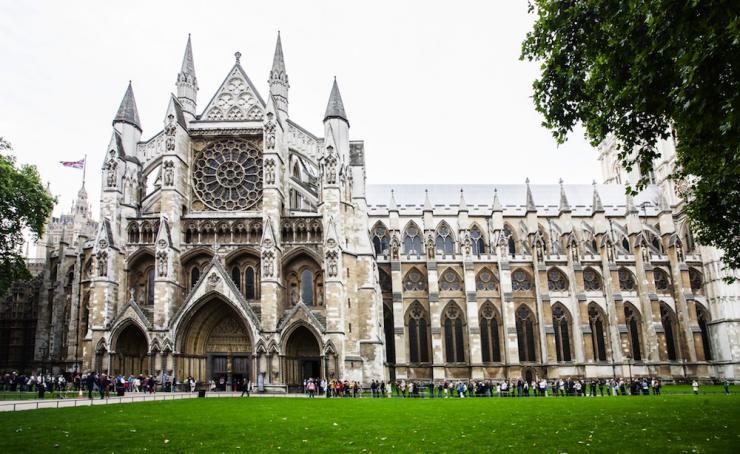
165;114;176;151
264;112;276;149
535;240;545;262
264;158;276;185
425;234;435;259
96;250;108;277
323;146;338;185
326;250;339;277
640;241;651;264
390;234;400;260
105;158;117;188
462;233;472;256
163;160;174;187
262;250;275;278
156;250;167;277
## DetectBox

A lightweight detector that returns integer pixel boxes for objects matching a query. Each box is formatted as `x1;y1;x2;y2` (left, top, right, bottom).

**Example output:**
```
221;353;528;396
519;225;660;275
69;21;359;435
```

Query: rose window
192;139;263;211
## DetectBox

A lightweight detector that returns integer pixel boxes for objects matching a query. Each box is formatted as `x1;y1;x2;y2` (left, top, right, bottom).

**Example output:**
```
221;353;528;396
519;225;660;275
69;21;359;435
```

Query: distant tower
177;34;198;121
268;32;289;119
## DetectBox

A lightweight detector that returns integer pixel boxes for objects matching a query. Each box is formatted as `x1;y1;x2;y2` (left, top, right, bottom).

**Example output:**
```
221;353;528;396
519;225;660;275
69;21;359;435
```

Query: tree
521;1;740;273
0;137;56;295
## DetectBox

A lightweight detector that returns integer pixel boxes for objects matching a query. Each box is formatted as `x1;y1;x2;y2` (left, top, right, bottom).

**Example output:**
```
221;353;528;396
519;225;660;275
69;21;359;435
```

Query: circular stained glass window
192;139;263;211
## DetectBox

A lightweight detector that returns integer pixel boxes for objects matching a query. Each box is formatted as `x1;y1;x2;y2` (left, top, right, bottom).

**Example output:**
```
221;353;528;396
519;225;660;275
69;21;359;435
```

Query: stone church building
3;34;738;389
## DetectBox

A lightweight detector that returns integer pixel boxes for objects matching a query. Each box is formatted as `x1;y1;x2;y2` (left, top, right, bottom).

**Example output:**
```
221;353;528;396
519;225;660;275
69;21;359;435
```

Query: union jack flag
59;159;85;169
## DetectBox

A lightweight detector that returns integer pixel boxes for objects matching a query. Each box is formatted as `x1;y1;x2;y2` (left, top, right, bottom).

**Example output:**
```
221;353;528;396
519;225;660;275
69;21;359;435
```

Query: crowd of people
2;370;732;399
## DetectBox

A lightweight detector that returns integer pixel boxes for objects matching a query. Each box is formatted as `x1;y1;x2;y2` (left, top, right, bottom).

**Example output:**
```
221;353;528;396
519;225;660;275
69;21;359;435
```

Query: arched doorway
284;325;321;391
113;324;148;376
177;298;252;389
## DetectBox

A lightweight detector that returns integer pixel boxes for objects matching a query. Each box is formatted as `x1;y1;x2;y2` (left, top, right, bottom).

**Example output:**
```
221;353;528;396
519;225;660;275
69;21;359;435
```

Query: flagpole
82;154;87;188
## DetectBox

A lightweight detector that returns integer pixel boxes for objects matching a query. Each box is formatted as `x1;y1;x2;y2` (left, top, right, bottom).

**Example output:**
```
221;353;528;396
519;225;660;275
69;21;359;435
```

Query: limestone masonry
2;34;738;389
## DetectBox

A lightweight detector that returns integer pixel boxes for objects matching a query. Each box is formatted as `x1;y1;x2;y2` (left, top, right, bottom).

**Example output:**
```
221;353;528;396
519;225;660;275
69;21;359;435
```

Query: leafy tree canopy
521;0;739;272
0;137;56;295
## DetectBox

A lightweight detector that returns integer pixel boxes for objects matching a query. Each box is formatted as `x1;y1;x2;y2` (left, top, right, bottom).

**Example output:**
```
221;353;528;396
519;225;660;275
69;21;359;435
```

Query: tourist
723;380;730;395
241;377;250;397
692;380;699;395
86;371;96;399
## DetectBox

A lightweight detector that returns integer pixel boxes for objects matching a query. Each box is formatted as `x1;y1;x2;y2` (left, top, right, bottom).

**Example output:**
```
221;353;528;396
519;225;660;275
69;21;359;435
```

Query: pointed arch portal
176;297;252;387
112;323;148;376
283;325;322;391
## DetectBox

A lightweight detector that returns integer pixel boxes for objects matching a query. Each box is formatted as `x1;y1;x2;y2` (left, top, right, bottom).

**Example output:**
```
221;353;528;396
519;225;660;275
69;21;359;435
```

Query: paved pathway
0;391;313;412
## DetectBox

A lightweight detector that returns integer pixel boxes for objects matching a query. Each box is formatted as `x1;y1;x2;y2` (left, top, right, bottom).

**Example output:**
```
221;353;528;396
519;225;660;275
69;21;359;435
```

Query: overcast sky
0;0;601;216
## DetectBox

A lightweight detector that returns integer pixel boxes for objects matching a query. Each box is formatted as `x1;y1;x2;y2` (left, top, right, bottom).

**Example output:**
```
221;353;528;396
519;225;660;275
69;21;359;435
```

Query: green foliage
0;137;55;295
521;1;740;272
0;396;737;451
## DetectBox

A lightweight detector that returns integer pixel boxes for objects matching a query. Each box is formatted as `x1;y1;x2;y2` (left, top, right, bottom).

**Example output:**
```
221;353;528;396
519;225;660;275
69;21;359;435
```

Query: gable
201;65;265;122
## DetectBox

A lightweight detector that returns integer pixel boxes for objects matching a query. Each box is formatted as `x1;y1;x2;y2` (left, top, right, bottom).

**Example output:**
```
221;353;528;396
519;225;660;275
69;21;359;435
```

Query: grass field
0;394;738;453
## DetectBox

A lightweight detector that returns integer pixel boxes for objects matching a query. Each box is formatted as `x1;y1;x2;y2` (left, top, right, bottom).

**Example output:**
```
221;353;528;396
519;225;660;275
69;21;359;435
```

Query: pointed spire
558;178;571;213
625;180;638;214
423;189;433;212
271;31;286;74
592;180;605;213
389;189;398;212
269;31;289;118
113;81;141;131
492;188;502;212
180;34;196;76
325;216;342;249
458;188;468;212
525;178;536;213
176;34;198;119
324;78;348;124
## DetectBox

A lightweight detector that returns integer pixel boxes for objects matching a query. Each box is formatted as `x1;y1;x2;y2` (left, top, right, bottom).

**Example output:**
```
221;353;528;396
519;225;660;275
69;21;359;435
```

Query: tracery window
301;269;314;305
439;269;462;292
552;304;572;362
245;266;256;300
476;268;498;292
192;138;263;211
516;305;537;362
512;269;532;292
407;302;430;363
435;223;455;255
654;269;670;292
372;224;390;256
443;303;466;363
583;267;602;291
624;304;642;361
618;268;636;291
403;224;423;256
231;266;241;291
689;268;703;293
547;269;569;292
470;226;485;255
403;268;426;291
588;303;608;361
190;266;200;290
504;226;516;256
696;304;712;360
621;237;631;254
660;303;679;360
480;302;501;362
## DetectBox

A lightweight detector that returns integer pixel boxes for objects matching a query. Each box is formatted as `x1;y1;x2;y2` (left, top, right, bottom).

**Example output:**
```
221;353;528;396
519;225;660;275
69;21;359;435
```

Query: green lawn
0;395;738;453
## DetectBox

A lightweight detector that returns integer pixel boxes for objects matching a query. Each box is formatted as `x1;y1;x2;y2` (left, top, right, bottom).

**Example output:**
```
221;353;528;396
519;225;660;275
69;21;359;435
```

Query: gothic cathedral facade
5;34;738;388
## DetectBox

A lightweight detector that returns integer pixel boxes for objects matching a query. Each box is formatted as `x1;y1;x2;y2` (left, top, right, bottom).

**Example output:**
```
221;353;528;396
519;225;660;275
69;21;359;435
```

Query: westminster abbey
1;34;738;389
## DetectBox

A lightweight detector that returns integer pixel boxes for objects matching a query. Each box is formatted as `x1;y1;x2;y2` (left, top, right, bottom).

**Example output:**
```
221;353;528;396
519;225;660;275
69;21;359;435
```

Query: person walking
692;380;699;395
723;380;730;395
241;377;250;397
86;371;96;400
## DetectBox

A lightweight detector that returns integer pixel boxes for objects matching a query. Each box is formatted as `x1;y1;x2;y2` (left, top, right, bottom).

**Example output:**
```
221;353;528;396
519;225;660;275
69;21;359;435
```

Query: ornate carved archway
176;297;252;386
